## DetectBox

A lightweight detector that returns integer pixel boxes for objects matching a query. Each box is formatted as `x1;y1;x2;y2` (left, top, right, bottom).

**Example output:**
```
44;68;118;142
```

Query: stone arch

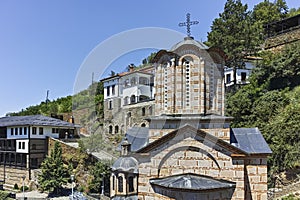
157;145;221;177
178;54;200;66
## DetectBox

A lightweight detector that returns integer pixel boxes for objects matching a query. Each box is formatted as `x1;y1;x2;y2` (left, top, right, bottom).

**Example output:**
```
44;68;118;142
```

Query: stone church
110;36;271;200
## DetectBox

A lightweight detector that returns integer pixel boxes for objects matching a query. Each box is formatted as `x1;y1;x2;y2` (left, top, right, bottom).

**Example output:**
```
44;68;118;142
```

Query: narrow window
107;86;110;96
112;85;115;95
22;142;25;149
39;127;43;135
142;107;146;116
226;74;231;84
15;128;18;135
129;176;134;192
18;141;21;149
19;127;22;135
11;128;14;136
24;127;27;135
149;106;152;115
115;125;119;134
108;100;113;110
241;72;247;81
118;176;123;192
112;175;115;190
32;127;37;135
109;125;113;134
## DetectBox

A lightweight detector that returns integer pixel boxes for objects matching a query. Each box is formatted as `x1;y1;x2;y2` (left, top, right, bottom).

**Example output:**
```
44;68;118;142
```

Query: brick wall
136;129;248;200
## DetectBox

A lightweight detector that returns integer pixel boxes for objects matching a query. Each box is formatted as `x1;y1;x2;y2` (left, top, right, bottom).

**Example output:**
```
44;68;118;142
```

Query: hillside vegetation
7;0;300;189
226;41;300;186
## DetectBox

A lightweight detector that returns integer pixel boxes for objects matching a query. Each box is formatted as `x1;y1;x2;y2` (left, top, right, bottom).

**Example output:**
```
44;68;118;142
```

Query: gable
137;124;246;157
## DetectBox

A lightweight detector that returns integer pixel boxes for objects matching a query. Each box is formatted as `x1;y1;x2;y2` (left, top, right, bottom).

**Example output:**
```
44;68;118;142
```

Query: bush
13;183;19;190
0;190;14;200
282;194;300;200
20;185;29;191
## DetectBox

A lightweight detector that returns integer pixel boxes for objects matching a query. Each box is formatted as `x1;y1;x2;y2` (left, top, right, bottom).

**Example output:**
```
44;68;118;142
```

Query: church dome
112;156;138;173
170;36;208;51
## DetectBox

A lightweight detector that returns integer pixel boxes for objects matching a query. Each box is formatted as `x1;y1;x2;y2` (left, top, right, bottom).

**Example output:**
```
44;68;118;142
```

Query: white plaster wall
16;139;29;153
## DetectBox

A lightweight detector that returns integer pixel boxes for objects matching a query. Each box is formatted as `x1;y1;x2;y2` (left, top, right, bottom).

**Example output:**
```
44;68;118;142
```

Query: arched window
142;107;146;116
112;175;115;190
118;176;123;193
128;176;134;192
115;125;119;134
130;95;136;104
149;106;152;115
109;125;113;134
141;123;146;127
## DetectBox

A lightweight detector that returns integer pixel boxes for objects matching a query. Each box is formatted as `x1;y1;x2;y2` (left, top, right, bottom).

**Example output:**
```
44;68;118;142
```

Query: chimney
69;116;75;124
128;64;135;72
121;137;131;156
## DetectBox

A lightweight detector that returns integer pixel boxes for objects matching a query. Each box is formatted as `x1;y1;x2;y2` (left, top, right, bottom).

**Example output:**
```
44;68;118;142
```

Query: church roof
137;124;247;155
147;114;233;121
150;173;235;191
0;115;79;128
117;127;149;152
170;37;209;51
116;124;271;156
112;196;138;200
230;128;272;154
111;156;139;173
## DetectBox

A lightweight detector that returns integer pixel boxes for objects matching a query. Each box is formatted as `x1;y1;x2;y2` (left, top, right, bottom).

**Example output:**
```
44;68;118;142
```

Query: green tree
253;41;300;90
38;142;69;194
252;0;288;44
287;7;300;17
88;160;112;193
226;42;300;186
207;0;255;85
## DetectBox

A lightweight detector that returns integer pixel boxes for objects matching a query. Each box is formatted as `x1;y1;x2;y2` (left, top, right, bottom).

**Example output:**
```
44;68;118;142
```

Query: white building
224;61;256;87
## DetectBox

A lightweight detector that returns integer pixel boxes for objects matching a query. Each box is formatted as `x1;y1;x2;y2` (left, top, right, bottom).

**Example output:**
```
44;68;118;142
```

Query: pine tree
38;141;69;194
207;0;255;85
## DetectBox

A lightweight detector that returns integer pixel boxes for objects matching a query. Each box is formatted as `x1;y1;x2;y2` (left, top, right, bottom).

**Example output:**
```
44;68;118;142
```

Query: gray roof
147;114;233;121
118;127;149;152
170;37;209;51
230;128;272;154
111;156;138;173
150;173;235;191
0;115;79;128
112;196;138;200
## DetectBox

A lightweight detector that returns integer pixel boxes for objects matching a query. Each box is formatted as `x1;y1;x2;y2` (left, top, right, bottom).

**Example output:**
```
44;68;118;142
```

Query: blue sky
0;0;299;117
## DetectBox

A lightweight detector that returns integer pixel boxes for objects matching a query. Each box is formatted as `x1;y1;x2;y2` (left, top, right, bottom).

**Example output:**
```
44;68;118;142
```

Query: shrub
13;183;19;190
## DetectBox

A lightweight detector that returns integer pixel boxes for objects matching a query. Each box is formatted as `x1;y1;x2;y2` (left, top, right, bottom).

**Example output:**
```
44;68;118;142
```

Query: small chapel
109;33;271;199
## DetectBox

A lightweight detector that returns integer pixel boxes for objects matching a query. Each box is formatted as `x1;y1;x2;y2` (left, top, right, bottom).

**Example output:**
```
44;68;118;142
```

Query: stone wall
245;158;268;200
0;166;30;189
136;128;249;200
103;100;154;135
264;27;300;51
